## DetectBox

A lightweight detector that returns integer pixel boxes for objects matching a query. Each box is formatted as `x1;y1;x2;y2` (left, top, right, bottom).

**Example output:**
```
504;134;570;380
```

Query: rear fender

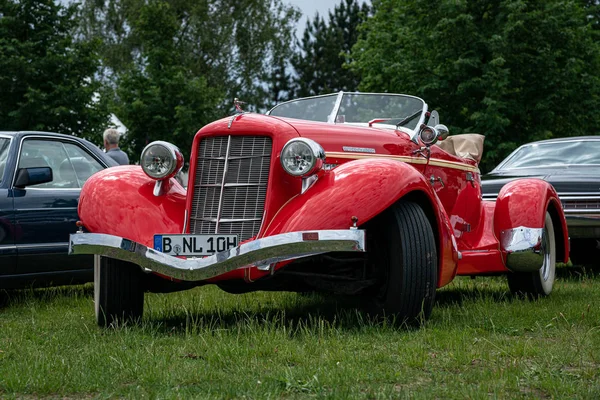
494;178;569;265
78;166;187;248
262;158;459;287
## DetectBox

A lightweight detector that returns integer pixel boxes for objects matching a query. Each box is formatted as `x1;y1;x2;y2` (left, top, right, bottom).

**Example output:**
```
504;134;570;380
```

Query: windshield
268;92;426;131
499;140;600;170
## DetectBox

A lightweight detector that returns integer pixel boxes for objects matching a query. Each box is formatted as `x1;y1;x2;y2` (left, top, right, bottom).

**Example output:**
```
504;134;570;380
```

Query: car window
0;138;11;182
18;140;80;188
63;142;104;186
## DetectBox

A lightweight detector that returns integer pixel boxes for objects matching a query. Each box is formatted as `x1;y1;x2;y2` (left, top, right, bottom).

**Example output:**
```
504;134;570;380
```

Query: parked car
70;92;569;327
0;131;118;289
482;136;600;265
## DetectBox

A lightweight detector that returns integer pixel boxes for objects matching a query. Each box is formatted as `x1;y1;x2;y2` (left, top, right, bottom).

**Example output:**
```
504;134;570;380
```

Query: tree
110;0;221;159
291;0;371;97
77;0;299;110
76;0;299;157
351;0;600;171
579;0;600;29
0;0;108;138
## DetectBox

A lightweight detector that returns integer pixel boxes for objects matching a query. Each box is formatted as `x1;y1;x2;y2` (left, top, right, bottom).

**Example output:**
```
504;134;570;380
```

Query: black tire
507;212;556;298
94;255;144;327
372;200;438;324
569;239;600;266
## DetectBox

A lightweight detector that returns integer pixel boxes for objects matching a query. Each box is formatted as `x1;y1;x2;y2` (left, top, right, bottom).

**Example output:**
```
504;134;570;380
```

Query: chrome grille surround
190;136;272;241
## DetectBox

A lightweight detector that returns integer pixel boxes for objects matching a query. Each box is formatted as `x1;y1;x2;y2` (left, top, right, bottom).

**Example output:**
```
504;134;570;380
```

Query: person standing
103;128;129;165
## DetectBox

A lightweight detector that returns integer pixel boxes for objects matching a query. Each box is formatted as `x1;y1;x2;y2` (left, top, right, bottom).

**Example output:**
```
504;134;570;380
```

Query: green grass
1;266;599;399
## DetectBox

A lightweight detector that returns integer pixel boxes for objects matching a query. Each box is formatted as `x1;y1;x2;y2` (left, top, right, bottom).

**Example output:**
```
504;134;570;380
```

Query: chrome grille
561;195;600;211
190;136;271;241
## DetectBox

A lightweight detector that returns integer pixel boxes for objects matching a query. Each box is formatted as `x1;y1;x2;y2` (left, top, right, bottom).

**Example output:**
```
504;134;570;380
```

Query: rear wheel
94;255;144;327
507;212;556;298
371;200;438;324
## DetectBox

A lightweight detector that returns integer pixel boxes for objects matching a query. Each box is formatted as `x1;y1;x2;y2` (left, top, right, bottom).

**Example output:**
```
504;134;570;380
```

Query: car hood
482;167;600;195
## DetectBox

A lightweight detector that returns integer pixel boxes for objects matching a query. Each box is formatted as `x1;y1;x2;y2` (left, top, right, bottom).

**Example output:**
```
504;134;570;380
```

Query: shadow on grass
434;283;512;309
556;264;600;281
0;284;93;309
143;293;387;334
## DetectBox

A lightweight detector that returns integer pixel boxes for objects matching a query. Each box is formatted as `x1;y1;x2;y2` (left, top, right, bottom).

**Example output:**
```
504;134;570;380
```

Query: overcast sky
286;0;371;36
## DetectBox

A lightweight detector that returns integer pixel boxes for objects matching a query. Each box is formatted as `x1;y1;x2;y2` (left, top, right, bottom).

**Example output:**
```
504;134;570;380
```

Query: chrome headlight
140;141;184;180
280;138;325;177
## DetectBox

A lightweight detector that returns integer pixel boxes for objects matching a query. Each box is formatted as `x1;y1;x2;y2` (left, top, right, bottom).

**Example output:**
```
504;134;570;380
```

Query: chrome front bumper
69;230;366;281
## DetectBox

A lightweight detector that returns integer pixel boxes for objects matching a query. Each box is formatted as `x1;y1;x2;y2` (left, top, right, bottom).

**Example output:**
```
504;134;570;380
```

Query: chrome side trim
564;209;600;214
559;194;600;199
14;207;77;211
17;242;69;249
500;226;544;272
69;230;366;281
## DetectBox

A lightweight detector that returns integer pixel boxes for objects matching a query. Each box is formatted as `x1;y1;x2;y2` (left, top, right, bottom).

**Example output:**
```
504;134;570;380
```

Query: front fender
262;158;459;287
494;178;569;266
263;159;435;234
78;166;186;248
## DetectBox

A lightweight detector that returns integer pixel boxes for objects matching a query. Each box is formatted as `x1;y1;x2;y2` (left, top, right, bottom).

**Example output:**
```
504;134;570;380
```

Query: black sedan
482;136;600;265
0;131;118;288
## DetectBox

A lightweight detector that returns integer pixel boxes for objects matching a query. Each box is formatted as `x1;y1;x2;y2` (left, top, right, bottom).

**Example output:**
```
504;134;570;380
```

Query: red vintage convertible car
69;92;569;327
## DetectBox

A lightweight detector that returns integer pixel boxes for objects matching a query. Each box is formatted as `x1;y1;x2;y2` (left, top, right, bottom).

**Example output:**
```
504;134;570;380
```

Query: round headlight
419;125;439;146
280;138;325;177
140;141;184;180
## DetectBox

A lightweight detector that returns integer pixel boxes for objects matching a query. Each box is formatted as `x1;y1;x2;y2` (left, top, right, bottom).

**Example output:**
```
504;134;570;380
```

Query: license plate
153;234;238;256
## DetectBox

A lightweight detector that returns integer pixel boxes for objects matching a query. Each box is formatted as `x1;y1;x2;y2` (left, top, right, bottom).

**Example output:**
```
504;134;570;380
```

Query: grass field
1;266;599;399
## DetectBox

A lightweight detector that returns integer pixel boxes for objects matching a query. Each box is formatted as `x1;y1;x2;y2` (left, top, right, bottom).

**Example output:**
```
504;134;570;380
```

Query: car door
12;137;105;274
0;136;16;275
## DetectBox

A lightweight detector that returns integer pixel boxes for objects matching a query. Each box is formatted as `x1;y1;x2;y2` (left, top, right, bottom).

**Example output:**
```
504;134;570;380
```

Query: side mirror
435;124;450;140
14;167;53;188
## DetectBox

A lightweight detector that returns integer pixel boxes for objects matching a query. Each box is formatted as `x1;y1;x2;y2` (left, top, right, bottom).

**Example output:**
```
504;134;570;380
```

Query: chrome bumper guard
69;230;366;281
500;227;544;272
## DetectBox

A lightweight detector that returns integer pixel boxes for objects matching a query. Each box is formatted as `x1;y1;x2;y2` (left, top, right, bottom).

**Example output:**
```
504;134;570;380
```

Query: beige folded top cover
436;134;485;164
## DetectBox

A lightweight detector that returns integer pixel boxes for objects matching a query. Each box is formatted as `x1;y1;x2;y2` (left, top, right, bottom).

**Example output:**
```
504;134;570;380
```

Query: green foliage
77;0;299;159
291;0;371;98
352;0;600;171
109;0;221;159
0;0;109;139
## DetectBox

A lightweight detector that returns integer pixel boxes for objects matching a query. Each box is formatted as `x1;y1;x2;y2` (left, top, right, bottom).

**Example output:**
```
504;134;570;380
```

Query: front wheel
371;200;438;325
507;212;556;298
94;255;145;327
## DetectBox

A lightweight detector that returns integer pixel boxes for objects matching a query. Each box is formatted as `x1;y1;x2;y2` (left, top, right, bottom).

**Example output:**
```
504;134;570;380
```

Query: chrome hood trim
69;230;366;281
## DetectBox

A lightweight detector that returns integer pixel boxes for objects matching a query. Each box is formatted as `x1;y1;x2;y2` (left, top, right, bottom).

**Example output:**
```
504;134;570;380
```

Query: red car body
70;92;569;326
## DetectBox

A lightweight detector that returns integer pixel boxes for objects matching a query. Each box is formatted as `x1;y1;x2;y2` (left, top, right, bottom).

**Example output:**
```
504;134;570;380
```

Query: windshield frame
267;91;428;141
